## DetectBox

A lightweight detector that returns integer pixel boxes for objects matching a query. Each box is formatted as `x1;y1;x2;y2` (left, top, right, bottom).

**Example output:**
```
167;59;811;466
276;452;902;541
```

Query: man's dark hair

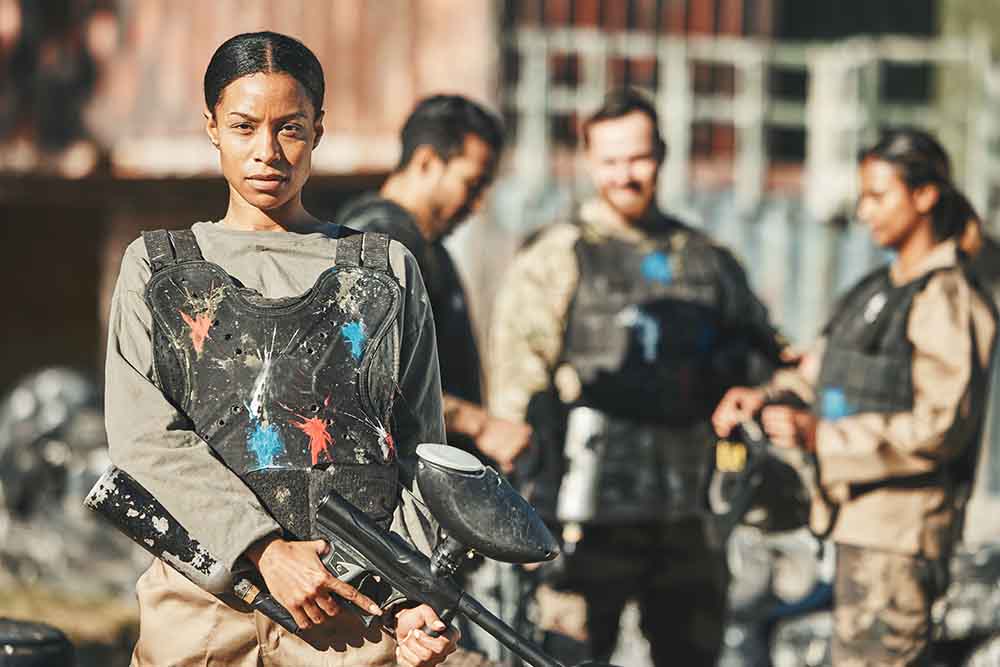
397;95;504;169
582;88;666;160
204;31;324;115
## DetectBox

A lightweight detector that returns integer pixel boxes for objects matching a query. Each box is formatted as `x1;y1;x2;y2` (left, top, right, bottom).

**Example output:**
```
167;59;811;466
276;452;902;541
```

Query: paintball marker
86;444;621;667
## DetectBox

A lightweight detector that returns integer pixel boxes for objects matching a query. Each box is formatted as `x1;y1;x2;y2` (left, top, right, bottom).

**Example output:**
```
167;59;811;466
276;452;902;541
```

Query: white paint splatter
152;516;169;534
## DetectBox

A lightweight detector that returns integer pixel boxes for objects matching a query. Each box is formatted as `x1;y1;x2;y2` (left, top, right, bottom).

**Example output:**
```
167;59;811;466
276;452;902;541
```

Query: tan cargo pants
131;558;495;667
832;543;944;667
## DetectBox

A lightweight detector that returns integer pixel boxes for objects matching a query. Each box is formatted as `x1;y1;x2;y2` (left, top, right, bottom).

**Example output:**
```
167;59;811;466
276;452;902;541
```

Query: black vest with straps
144;228;401;538
532;223;760;524
562;226;749;425
817;266;938;420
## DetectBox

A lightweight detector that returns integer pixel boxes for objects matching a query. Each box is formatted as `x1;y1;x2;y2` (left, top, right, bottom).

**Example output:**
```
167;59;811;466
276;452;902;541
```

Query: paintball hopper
415;443;559;573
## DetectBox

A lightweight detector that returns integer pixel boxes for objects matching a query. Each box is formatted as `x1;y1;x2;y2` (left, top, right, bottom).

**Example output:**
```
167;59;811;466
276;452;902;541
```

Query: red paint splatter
179;310;213;355
381;431;395;460
293;415;335;465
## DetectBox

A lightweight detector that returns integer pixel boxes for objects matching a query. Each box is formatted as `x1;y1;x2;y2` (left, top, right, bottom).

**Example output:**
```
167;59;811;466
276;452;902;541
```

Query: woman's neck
893;219;939;282
220;189;321;232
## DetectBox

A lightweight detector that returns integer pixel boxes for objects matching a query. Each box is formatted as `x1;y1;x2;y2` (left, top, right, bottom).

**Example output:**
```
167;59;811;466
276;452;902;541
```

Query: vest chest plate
143;229;402;535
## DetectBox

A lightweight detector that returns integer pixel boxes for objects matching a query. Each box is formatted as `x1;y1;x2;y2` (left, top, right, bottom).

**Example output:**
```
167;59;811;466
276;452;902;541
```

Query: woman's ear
205;108;220;149
913;183;940;215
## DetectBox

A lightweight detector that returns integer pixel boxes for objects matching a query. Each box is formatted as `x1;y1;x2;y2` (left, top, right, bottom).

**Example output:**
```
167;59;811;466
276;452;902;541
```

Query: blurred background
3;1;1000;665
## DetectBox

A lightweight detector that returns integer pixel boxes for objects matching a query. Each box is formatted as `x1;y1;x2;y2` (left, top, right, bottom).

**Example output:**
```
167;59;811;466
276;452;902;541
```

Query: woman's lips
246;175;287;192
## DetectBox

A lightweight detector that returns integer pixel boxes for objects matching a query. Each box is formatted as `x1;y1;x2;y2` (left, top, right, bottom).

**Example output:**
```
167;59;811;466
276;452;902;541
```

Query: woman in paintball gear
713;128;996;667
103;31;459;667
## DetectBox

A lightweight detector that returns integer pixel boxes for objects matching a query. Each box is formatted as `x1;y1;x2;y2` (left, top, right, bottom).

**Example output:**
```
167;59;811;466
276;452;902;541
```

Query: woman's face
206;72;323;212
856;157;936;249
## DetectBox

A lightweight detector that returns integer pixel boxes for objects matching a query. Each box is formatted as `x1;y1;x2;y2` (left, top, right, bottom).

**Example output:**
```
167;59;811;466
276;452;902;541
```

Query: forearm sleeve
104;243;280;572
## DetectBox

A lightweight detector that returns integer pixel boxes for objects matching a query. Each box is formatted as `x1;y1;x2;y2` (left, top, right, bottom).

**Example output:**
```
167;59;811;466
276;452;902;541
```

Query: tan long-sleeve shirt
765;239;996;557
104;221;445;573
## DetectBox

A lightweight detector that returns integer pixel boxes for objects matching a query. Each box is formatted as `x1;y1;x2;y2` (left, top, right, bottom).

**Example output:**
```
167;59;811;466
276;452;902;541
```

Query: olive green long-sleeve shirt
104;221;445;573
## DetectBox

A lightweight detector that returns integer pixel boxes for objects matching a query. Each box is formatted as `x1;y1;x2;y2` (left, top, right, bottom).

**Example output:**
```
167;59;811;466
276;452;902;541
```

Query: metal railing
498;28;1000;341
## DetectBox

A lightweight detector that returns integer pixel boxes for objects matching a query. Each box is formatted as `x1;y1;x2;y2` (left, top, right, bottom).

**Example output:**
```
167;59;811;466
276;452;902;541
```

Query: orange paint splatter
293;415;334;465
179;310;213;355
380;430;395;461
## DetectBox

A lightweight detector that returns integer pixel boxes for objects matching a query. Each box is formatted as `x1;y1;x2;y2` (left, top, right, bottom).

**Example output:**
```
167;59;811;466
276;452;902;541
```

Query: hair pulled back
859;128;979;244
204;31;324;116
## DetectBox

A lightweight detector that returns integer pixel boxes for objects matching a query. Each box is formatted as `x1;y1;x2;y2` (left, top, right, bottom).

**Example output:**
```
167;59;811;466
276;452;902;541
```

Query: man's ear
412;145;444;177
205;108;220;149
913;183;940;215
312;110;325;150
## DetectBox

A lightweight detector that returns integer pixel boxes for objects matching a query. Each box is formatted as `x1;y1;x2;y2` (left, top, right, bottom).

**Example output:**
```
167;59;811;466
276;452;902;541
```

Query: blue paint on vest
247;420;285;468
341;321;367;360
820;387;854;420
633;309;661;363
640;252;673;285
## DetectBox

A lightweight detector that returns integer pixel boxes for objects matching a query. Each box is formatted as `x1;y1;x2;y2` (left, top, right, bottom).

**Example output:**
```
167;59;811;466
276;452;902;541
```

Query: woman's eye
232;123;253;132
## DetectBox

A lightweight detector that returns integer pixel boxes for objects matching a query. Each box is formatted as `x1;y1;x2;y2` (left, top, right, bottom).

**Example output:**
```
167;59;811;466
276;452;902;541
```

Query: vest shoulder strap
142;229;204;274
335;230;391;273
821;266;891;336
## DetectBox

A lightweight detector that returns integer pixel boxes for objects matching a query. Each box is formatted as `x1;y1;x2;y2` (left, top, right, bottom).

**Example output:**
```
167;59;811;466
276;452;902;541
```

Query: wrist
244;534;280;569
445;395;488;439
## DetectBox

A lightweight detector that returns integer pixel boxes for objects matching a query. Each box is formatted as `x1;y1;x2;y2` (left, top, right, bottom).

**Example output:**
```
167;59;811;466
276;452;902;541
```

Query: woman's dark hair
859;127;979;243
204;31;324;116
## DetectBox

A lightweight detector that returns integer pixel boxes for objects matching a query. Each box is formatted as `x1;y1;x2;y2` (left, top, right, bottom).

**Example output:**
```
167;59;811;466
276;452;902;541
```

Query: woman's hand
245;537;383;630
760;405;818;453
394;604;459;667
712;387;766;437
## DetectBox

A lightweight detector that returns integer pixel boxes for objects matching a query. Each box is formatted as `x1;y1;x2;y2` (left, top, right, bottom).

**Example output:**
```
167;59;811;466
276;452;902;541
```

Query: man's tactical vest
543;224;754;524
143;228;401;539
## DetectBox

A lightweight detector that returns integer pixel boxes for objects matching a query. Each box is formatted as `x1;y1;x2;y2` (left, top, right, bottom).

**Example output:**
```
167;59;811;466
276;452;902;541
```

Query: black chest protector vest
563;228;741;425
816;266;937;420
144;228;401;538
537;226;752;525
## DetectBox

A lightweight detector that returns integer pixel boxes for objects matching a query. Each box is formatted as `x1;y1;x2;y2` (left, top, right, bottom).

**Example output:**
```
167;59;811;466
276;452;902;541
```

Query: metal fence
497;28;1000;343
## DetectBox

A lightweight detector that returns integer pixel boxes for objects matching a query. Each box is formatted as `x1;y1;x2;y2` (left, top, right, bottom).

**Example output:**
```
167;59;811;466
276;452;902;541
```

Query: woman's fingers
314;591;341;618
325;574;382;616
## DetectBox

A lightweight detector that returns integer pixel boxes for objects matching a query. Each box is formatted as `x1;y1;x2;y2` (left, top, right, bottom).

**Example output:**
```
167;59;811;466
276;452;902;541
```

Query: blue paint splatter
633;310;661;363
247;420;285;468
820;387;853;420
641;252;673;285
341;321;367;360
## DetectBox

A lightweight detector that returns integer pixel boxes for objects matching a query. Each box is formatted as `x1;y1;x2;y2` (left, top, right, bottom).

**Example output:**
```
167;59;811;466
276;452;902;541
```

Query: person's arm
487;225;582;423
442;393;531;472
813;270;995;485
105;240;281;572
385;241;445;561
715;244;793;365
